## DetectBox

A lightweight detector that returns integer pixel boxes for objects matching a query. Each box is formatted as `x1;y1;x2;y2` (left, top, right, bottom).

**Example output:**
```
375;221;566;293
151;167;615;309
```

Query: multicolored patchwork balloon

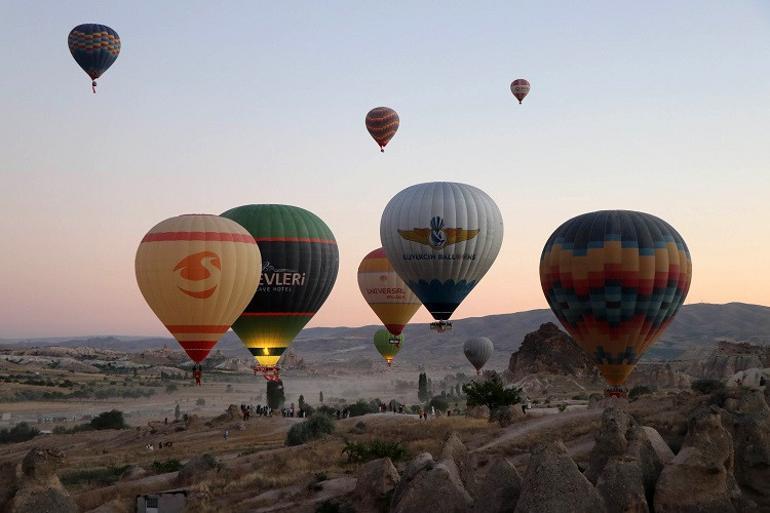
68;24;121;93
357;247;422;337
365;107;400;152
221;205;339;376
510;78;530;104
539;210;692;386
135;214;261;364
374;329;403;367
380;182;504;331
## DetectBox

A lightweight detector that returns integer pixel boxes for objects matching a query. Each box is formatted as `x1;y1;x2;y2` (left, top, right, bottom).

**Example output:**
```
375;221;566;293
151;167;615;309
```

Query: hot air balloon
510;79;530;104
540;210;692;396
374;329;403;366
135;214;261;384
221;205;339;380
464;337;494;375
357;248;422;342
380;182;504;332
68;24;121;93
365;107;399;152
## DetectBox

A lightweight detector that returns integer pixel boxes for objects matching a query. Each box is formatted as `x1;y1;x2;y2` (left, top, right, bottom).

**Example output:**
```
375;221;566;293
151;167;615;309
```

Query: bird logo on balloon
173;251;221;299
398;216;479;250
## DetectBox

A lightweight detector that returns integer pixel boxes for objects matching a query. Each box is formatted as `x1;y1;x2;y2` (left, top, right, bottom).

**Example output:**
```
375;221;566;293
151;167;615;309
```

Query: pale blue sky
1;1;769;337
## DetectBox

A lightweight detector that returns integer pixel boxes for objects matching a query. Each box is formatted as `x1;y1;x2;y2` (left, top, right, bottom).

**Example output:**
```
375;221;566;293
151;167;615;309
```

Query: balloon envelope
374;329;403;366
540;210;692;386
221;205;339;369
135;214;261;363
464;337;494;373
365;107;400;151
68;24;120;88
380;182;503;322
357;248;421;335
510;79;530;104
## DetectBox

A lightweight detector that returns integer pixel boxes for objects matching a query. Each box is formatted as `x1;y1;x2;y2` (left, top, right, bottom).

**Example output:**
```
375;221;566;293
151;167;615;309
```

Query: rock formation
3;447;79;513
514;441;606;513
472;456;520;513
352;458;400;513
507;323;598;383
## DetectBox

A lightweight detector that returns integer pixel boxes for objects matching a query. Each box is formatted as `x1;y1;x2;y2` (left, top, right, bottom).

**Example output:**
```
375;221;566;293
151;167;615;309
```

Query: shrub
267;380;286;410
165;383;178;393
462;374;522;411
347;399;377;417
691;379;725;395
557;404;568;412
286;413;335;446
0;422;40;444
342;439;408;463
60;465;129;487
151;459;182;473
428;396;449;412
196;398;206;406
629;385;654;401
90;410;127;430
315;500;354;513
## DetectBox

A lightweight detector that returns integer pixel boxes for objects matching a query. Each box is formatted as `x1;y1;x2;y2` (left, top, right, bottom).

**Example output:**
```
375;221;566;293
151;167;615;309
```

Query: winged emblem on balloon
398;216;480;250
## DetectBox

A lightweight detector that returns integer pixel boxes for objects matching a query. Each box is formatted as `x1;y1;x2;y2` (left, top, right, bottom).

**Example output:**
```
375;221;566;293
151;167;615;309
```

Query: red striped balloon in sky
510;79;530;104
365;107;400;152
135;214;261;365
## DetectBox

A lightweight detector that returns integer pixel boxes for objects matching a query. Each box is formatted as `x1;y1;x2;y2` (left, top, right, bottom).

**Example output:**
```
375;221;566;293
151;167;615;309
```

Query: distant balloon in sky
380;182;504;332
365;107;400;152
135;214;261;369
374;329;402;367
510;79;530;104
221;205;339;380
357;247;422;338
68;24;121;93
464;337;494;375
540;210;692;391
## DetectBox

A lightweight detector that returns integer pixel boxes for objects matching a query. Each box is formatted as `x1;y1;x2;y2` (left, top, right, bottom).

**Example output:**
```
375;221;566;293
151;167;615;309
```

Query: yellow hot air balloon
357;248;422;340
135;214;261;383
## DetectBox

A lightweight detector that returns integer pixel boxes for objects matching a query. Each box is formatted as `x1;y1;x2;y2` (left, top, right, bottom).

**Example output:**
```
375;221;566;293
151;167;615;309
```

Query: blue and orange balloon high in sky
68;24;121;93
540;210;692;388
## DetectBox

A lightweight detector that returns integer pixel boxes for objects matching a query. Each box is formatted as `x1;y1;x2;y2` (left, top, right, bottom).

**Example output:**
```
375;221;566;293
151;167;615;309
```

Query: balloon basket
254;365;281;382
430;321;452;333
388;337;401;347
604;386;628;399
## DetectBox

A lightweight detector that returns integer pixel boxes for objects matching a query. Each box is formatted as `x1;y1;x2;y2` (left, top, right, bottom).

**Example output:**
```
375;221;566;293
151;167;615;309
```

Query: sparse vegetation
0;422;40;444
90;410;127;430
629;385;654;400
691;379;725;395
429;395;449;412
342;439;408;463
267;380;286;409
286;413;335;446
347;399;378;417
418;372;430;402
165;383;178;393
463;374;522;411
60;465;129;487
151;459;183;473
196;397;206;406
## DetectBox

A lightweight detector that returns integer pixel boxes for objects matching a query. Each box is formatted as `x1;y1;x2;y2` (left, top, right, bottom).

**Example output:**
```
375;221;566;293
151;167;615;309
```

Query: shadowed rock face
654;406;751;513
4;448;78;513
514;441;606;513
352;457;399;513
507;323;598;382
471;456;520;513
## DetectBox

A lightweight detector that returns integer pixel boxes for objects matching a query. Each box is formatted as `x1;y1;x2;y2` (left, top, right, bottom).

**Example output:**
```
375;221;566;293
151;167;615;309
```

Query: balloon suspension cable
518;100;522;104
92;80;97;94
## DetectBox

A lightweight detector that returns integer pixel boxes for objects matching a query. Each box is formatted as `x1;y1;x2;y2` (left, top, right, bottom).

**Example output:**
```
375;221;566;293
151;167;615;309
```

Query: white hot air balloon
464;337;494;374
380;182;504;332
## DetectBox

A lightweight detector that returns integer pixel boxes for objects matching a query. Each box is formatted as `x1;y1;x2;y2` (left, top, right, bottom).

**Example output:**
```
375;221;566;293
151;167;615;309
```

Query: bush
342;439;408;463
151;459;182;473
315;500;355;513
60;465;129;487
165;383;178;393
267;380;286;410
691;379;725;395
428;396;449;412
90;410;127;430
629;385;654;401
462;374;522;411
286;413;335;446
0;422;40;444
196;398;206;406
347;399;378;417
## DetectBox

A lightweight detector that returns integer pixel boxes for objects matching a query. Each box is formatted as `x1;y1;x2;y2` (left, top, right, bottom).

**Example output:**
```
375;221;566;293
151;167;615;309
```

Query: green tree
299;394;306;410
90;410;127;430
174;403;181;420
319;391;324;403
267;380;286;410
418;373;429;403
462;374;522;412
